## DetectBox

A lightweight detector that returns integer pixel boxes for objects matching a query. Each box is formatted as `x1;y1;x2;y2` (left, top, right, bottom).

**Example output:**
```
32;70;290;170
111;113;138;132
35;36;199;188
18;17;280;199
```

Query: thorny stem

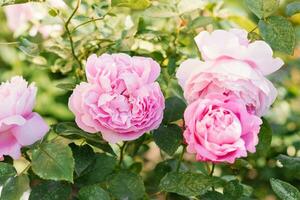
64;0;83;78
118;142;128;167
71;17;105;33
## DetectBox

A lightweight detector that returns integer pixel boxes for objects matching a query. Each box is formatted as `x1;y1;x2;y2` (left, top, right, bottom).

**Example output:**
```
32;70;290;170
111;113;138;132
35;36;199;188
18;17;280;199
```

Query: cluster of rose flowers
0;28;283;164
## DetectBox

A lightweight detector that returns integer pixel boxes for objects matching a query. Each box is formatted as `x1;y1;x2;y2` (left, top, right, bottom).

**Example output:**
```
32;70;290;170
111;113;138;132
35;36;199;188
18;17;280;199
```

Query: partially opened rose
0;76;49;160
177;29;283;116
69;53;165;143
183;93;262;163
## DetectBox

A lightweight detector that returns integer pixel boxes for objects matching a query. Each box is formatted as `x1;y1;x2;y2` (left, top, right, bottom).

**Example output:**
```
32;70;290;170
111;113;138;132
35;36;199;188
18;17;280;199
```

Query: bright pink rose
184;93;262;163
69;53;165;143
0;76;49;160
194;29;284;75
177;29;283;116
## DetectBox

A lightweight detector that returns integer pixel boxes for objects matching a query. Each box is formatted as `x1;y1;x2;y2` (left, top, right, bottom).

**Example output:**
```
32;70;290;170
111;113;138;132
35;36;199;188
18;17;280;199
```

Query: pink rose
177;29;283;116
69;53;165;143
4;0;66;37
194;29;284;75
183;93;262;163
0;76;49;160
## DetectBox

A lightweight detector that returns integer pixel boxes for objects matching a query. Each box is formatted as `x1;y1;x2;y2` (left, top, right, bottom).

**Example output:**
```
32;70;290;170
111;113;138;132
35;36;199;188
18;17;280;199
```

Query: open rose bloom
177;29;283;163
0;76;49;160
69;53;165;143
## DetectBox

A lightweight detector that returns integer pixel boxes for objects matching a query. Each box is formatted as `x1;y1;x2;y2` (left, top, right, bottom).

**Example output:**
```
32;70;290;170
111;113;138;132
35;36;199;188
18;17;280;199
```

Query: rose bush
0;0;299;200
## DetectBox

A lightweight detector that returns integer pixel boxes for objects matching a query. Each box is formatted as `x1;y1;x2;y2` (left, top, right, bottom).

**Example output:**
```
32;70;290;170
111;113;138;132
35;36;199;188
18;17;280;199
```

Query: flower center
197;106;242;145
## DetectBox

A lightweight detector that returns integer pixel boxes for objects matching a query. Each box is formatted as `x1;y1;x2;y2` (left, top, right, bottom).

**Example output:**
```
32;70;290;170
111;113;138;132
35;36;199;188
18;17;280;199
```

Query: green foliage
259;16;296;55
286;2;300;17
159;172;223;196
0;175;29;200
29;181;72;200
70;143;95;176
153;124;183;156
54;122;115;155
245;0;279;19
31;142;75;182
163;96;186;124
107;171;145;200
76;154;117;186
0;163;16;185
270;178;300;200
112;0;151;10
277;154;300;177
78;185;111;200
0;0;299;199
256;118;272;156
223;180;244;199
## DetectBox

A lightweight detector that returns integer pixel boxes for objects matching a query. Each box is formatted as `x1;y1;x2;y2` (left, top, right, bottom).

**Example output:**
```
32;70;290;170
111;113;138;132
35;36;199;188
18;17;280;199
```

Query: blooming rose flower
194;29;284;75
69;53;165;143
0;76;49;160
177;29;283;116
183;93;262;163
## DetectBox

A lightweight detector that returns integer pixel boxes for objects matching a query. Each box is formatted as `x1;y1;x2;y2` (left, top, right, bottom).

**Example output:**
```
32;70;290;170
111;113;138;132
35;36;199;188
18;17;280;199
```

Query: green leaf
259;16;296;55
0;175;29;200
223;180;244;199
69;143;95;176
111;0;151;10
0;163;16;185
54;122;115;155
245;0;279;19
277;154;300;177
18;38;40;56
187;16;214;29
56;83;76;91
107;171;145;200
144;3;178;18
270;178;300;200
153;124;183;156
286;2;300;17
159;172;223;197
163;96;186;124
76;153;116;186
78;185;110;200
256;118;272;156
167;54;177;76
0;0;44;6
200;191;225;200
29;181;72;200
31;142;75;182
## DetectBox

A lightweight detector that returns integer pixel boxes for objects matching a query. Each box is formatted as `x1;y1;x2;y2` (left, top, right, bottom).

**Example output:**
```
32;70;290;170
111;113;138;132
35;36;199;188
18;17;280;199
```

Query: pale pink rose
183;93;262;163
4;0;66;37
194;29;284;75
0;76;49;160
177;58;277;116
69;53;165;143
